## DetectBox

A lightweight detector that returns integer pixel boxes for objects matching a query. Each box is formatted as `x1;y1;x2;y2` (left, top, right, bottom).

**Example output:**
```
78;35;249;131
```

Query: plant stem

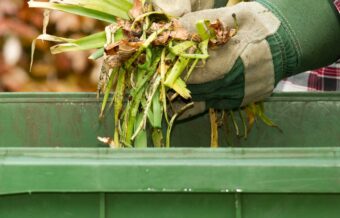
238;109;247;139
209;109;219;148
113;68;127;148
132;75;161;140
100;68;118;118
166;102;194;148
164;57;190;87
133;113;148;148
230;110;240;137
160;48;170;124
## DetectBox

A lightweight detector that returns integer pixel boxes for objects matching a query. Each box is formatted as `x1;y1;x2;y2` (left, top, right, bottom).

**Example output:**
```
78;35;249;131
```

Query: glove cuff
258;0;340;76
256;0;300;84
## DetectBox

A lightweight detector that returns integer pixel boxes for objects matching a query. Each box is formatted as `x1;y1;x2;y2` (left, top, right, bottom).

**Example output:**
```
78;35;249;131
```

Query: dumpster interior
0;92;339;148
0;92;339;218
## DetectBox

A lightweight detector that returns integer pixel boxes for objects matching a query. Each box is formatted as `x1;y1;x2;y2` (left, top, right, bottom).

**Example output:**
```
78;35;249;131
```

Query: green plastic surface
1;147;340;195
1;193;340;218
0;93;340;147
0;93;339;218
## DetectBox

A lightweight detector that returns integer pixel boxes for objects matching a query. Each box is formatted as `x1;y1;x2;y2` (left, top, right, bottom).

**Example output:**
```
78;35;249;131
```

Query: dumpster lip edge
0;92;340;103
1;147;340;195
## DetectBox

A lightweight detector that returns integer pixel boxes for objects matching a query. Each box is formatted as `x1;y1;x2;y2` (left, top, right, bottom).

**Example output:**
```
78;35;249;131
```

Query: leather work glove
152;0;215;17
154;0;340;118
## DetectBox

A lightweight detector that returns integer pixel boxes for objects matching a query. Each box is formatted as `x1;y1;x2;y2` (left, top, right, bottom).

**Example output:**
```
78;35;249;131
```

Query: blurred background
0;0;104;92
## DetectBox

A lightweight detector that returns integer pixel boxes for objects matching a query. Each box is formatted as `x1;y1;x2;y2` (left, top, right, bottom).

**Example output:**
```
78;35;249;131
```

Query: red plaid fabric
273;1;340;92
307;61;340;91
275;61;340;92
291;0;340;91
335;0;340;13
306;1;340;91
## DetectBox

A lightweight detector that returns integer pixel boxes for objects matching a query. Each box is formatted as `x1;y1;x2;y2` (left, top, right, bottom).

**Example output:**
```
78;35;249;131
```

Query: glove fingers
180;2;280;85
180;2;280;38
187;38;244;84
152;0;214;16
169;101;206;120
152;0;192;17
190;0;215;11
190;58;245;110
189;39;275;108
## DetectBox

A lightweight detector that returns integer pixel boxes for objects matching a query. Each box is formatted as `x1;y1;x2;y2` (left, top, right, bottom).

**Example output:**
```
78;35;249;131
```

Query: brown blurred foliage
0;0;103;92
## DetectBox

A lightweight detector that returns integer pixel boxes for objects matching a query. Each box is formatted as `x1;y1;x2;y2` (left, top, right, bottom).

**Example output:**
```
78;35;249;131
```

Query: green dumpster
0;93;339;218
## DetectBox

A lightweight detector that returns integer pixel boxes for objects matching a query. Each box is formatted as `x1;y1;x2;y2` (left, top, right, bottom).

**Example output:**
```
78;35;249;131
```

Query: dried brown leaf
208;19;235;46
117;19;142;38
169;19;189;41
97;137;117;148
105;40;143;68
153;31;170;45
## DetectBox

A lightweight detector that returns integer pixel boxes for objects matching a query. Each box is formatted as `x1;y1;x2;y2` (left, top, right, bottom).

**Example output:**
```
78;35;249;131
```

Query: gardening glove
181;0;339;110
152;0;214;17
156;0;340;119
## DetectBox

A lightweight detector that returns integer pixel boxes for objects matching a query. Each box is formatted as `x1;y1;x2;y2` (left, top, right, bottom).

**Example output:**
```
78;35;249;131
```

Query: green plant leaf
51;31;106;54
89;48;105;60
30;34;76;72
28;0;133;22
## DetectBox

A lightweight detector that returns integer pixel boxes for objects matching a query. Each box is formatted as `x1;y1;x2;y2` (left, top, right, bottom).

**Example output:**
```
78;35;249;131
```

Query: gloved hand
180;1;281;113
152;0;215;17
154;0;340;118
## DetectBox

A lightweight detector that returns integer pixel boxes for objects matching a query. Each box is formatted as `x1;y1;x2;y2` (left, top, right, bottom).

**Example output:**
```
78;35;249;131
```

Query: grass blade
99;68;118;118
152;128;164;147
30;34;75;71
152;89;162;128
230;110;240;137
164;57;190;87
132;76;161;140
105;0;133;12
30;0;132;20
171;78;191;99
209;109;219;148
134;114;148;148
89;48;105;60
166;102;194;148
114;68;127;148
256;103;282;132
28;1;119;23
168;41;196;55
160;48;170;124
51;31;107;54
238;109;248;139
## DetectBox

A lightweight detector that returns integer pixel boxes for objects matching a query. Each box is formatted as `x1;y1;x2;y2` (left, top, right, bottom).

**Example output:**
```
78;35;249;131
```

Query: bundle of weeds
96;3;238;148
29;0;279;148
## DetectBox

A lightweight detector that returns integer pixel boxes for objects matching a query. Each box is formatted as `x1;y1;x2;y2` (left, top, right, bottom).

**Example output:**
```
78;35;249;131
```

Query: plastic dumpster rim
1;92;340;196
1;147;340;196
0;92;340;103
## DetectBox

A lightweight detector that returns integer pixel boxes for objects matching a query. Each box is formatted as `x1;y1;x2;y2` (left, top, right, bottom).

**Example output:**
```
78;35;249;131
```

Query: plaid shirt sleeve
335;0;340;13
305;0;340;91
274;1;340;92
307;61;340;91
274;60;340;92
